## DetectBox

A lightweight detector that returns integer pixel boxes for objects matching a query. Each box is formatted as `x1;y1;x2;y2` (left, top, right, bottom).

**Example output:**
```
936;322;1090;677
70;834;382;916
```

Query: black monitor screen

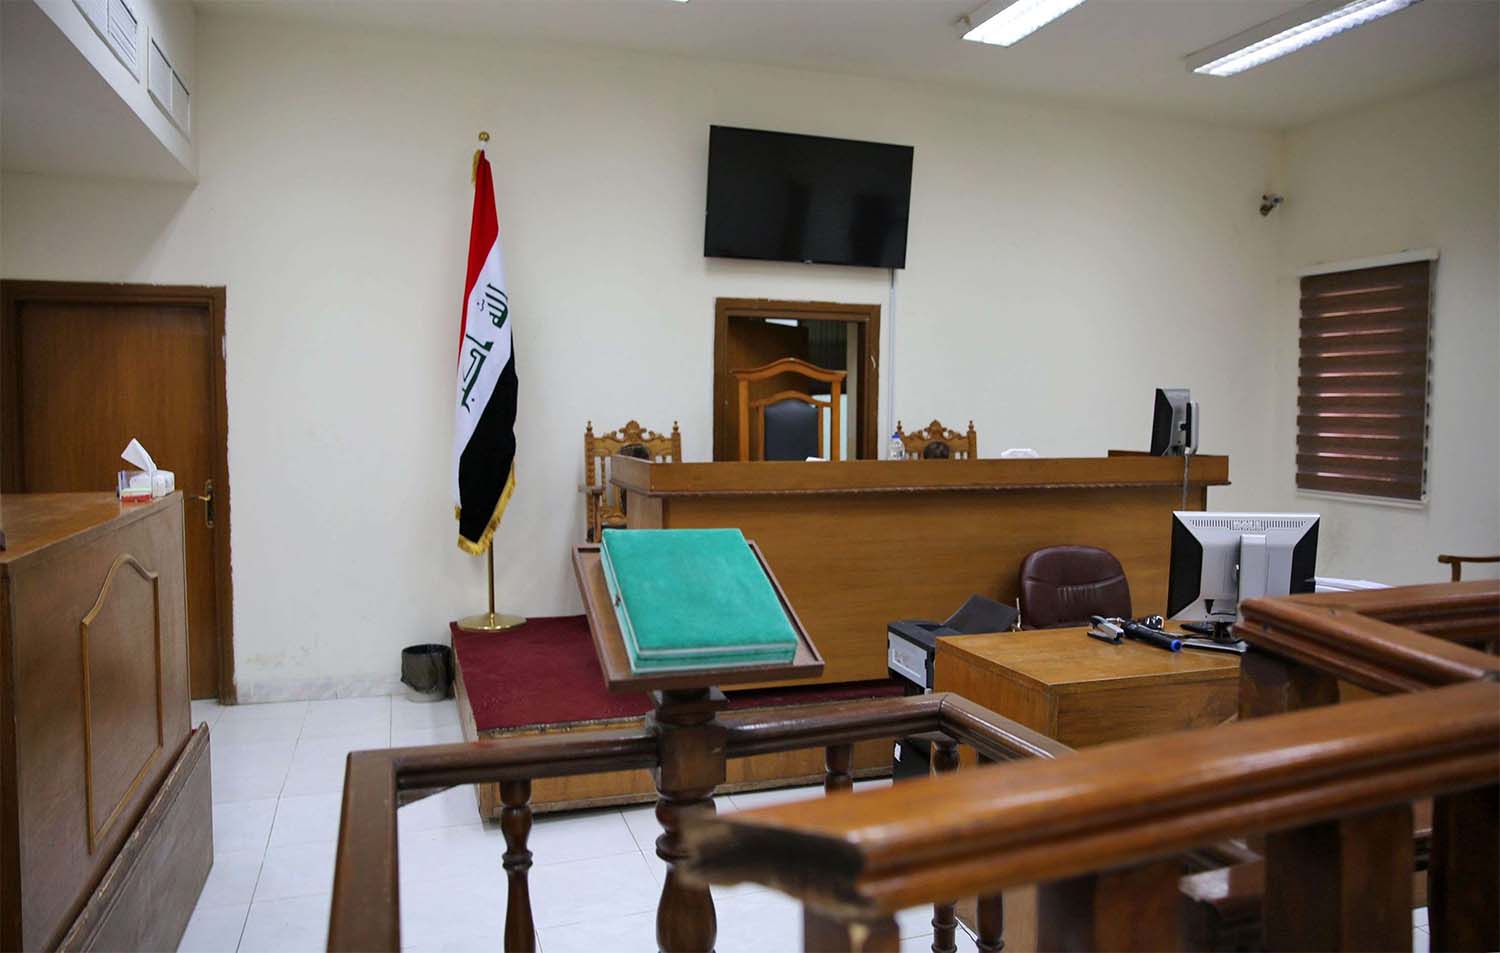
704;126;913;269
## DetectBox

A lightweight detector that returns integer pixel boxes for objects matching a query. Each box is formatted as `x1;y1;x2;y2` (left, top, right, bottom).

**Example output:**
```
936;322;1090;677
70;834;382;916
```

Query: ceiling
206;0;1500;128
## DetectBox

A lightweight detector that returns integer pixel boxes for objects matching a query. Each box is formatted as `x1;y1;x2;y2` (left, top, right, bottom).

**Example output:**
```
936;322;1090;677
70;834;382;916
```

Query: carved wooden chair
583;420;680;542
1437;554;1500;581
731;358;846;462
897;419;977;460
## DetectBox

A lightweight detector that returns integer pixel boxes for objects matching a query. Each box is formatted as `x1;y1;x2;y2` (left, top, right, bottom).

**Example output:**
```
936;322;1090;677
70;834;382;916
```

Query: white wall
1272;74;1500;585
1;13;1286;699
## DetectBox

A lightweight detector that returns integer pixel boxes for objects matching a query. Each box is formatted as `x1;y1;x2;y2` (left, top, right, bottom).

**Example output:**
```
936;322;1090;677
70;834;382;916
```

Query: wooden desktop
612;452;1229;687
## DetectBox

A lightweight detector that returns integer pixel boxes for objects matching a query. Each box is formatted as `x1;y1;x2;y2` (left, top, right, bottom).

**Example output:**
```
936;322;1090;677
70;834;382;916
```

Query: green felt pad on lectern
599;528;798;672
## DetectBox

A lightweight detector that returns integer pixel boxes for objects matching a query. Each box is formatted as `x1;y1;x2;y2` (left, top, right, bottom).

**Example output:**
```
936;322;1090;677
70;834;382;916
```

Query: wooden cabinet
0;493;210;951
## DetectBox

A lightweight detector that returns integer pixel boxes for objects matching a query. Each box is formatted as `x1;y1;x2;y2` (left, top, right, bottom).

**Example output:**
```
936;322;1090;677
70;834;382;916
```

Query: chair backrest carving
583;420;680;541
897;419;977;460
731;358;846;462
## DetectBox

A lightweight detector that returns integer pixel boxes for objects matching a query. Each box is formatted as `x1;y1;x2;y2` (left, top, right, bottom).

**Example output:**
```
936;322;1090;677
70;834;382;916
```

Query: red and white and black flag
452;148;518;554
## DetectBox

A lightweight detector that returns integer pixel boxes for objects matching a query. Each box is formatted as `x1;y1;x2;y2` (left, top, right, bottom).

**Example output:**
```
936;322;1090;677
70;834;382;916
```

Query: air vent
1183;516;1310;531
146;35;191;136
106;0;141;77
171;72;191;132
148;39;172;109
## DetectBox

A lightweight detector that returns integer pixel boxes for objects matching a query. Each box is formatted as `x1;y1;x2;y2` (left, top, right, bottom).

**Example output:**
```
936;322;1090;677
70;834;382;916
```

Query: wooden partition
0;494;210;951
612;453;1229;685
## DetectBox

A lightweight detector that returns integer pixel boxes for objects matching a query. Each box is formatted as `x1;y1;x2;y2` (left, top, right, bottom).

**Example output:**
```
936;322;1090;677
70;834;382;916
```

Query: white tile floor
178;696;1432;953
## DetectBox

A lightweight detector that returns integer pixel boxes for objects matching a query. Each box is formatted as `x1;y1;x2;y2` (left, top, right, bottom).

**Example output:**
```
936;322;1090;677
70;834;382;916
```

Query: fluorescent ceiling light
1186;0;1422;77
961;0;1089;47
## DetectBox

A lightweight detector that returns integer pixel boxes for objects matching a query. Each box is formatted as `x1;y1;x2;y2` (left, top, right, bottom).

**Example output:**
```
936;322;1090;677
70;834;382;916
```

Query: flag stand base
456;610;527;632
458;547;527;634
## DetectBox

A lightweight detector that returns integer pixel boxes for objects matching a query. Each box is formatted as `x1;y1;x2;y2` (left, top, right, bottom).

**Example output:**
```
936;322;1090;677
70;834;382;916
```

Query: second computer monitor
1166;512;1319;625
1150;388;1198;456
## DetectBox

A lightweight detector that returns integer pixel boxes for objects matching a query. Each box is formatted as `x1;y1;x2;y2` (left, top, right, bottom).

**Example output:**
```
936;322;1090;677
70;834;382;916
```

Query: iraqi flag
452;149;518;554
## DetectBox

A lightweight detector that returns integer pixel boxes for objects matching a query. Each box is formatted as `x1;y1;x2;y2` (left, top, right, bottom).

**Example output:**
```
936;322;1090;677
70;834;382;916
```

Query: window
1297;258;1433;502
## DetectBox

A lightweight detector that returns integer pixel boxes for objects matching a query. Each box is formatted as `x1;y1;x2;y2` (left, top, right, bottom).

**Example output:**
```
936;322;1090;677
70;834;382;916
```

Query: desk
612;452;1229;686
935;628;1240;747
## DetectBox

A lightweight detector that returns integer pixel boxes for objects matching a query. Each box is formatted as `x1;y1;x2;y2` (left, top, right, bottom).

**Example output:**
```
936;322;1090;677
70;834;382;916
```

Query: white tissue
122;438;157;476
120;439;174;497
1000;448;1040;459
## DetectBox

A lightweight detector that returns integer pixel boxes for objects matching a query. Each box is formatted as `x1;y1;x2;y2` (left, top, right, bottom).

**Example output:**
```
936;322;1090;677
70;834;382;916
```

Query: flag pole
456;129;525;634
458;544;525;632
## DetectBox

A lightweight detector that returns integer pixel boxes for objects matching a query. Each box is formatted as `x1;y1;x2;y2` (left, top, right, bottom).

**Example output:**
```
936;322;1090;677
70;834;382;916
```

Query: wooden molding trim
79;555;164;853
610;454;1230;498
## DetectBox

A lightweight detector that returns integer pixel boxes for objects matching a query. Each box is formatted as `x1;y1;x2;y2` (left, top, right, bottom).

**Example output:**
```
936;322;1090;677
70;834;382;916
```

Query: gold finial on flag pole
472;131;491;183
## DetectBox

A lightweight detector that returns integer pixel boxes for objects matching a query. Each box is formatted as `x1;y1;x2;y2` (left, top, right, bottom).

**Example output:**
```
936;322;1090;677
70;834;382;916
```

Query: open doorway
713;298;881;461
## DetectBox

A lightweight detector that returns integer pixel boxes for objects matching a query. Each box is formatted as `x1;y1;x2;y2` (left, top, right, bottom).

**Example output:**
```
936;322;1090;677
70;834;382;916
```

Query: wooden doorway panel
713;298;880;462
2;282;233;701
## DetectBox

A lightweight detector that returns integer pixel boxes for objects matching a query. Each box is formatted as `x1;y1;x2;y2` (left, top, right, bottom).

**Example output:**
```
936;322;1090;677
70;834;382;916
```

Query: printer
887;594;1020;779
887;594;1019;693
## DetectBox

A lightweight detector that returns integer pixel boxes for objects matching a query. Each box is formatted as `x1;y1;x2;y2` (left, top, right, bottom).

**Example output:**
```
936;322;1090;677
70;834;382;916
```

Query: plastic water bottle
888;431;904;461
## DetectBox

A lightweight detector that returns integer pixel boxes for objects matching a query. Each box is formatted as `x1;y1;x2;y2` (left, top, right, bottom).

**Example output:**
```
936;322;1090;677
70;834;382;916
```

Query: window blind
1297;260;1432;501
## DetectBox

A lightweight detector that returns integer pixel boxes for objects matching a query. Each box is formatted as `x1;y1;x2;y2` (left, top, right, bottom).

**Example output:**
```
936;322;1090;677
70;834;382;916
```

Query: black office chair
762;398;821;461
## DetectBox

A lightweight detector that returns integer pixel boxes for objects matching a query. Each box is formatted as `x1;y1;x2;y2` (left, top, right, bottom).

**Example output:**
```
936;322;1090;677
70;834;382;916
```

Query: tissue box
118;469;176;502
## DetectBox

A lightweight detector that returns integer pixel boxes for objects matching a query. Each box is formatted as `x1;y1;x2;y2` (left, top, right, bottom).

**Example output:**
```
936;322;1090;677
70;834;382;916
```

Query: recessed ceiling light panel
1186;0;1422;77
961;0;1090;47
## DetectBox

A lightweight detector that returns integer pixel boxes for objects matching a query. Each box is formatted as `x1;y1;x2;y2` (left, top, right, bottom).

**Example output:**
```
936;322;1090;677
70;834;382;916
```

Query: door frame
713;297;881;461
1;280;237;703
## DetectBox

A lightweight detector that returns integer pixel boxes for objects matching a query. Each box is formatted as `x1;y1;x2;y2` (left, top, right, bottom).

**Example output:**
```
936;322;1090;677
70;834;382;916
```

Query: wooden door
713;298;880;462
1;282;233;700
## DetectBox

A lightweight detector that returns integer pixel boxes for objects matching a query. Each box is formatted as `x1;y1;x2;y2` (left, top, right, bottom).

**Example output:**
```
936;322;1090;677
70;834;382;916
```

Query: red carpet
453;616;906;733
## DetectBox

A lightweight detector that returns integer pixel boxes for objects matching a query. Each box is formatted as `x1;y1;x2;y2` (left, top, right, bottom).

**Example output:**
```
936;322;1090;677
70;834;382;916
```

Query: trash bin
401;644;453;703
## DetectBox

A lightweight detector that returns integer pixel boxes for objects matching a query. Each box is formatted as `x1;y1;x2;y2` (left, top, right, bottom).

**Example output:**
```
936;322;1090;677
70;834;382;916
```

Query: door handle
190;479;215;530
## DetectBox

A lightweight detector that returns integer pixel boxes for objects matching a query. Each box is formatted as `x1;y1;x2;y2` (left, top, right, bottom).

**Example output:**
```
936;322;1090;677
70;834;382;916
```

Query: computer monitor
1167;512;1319;636
1150;388;1198;456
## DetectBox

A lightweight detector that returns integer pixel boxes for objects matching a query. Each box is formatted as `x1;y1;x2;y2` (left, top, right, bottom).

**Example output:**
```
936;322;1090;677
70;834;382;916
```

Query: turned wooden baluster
825;743;854;794
651;688;728;953
499;779;536;953
930;738;960;953
975;752;1005;953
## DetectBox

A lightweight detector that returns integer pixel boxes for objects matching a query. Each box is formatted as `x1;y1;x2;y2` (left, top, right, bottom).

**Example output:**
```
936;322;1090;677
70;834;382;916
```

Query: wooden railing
677;582;1499;952
330;582;1497;952
328;691;1071;952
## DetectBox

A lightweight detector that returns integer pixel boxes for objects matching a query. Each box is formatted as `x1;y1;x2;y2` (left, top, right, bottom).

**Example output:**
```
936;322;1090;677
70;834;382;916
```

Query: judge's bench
610;451;1230;687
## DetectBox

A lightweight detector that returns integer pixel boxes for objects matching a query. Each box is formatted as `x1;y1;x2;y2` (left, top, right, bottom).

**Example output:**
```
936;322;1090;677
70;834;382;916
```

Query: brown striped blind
1297;260;1432;501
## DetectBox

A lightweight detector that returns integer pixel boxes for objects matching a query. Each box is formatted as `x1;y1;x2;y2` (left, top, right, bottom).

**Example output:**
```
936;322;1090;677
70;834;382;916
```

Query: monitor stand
1179;621;1248;655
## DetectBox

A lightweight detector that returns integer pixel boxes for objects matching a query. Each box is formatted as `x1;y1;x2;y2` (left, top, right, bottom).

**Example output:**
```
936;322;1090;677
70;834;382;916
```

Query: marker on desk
1120;619;1182;652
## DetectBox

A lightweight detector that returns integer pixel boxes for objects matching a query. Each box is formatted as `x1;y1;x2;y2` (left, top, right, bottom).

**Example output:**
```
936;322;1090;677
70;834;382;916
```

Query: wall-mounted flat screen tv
704;125;914;269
